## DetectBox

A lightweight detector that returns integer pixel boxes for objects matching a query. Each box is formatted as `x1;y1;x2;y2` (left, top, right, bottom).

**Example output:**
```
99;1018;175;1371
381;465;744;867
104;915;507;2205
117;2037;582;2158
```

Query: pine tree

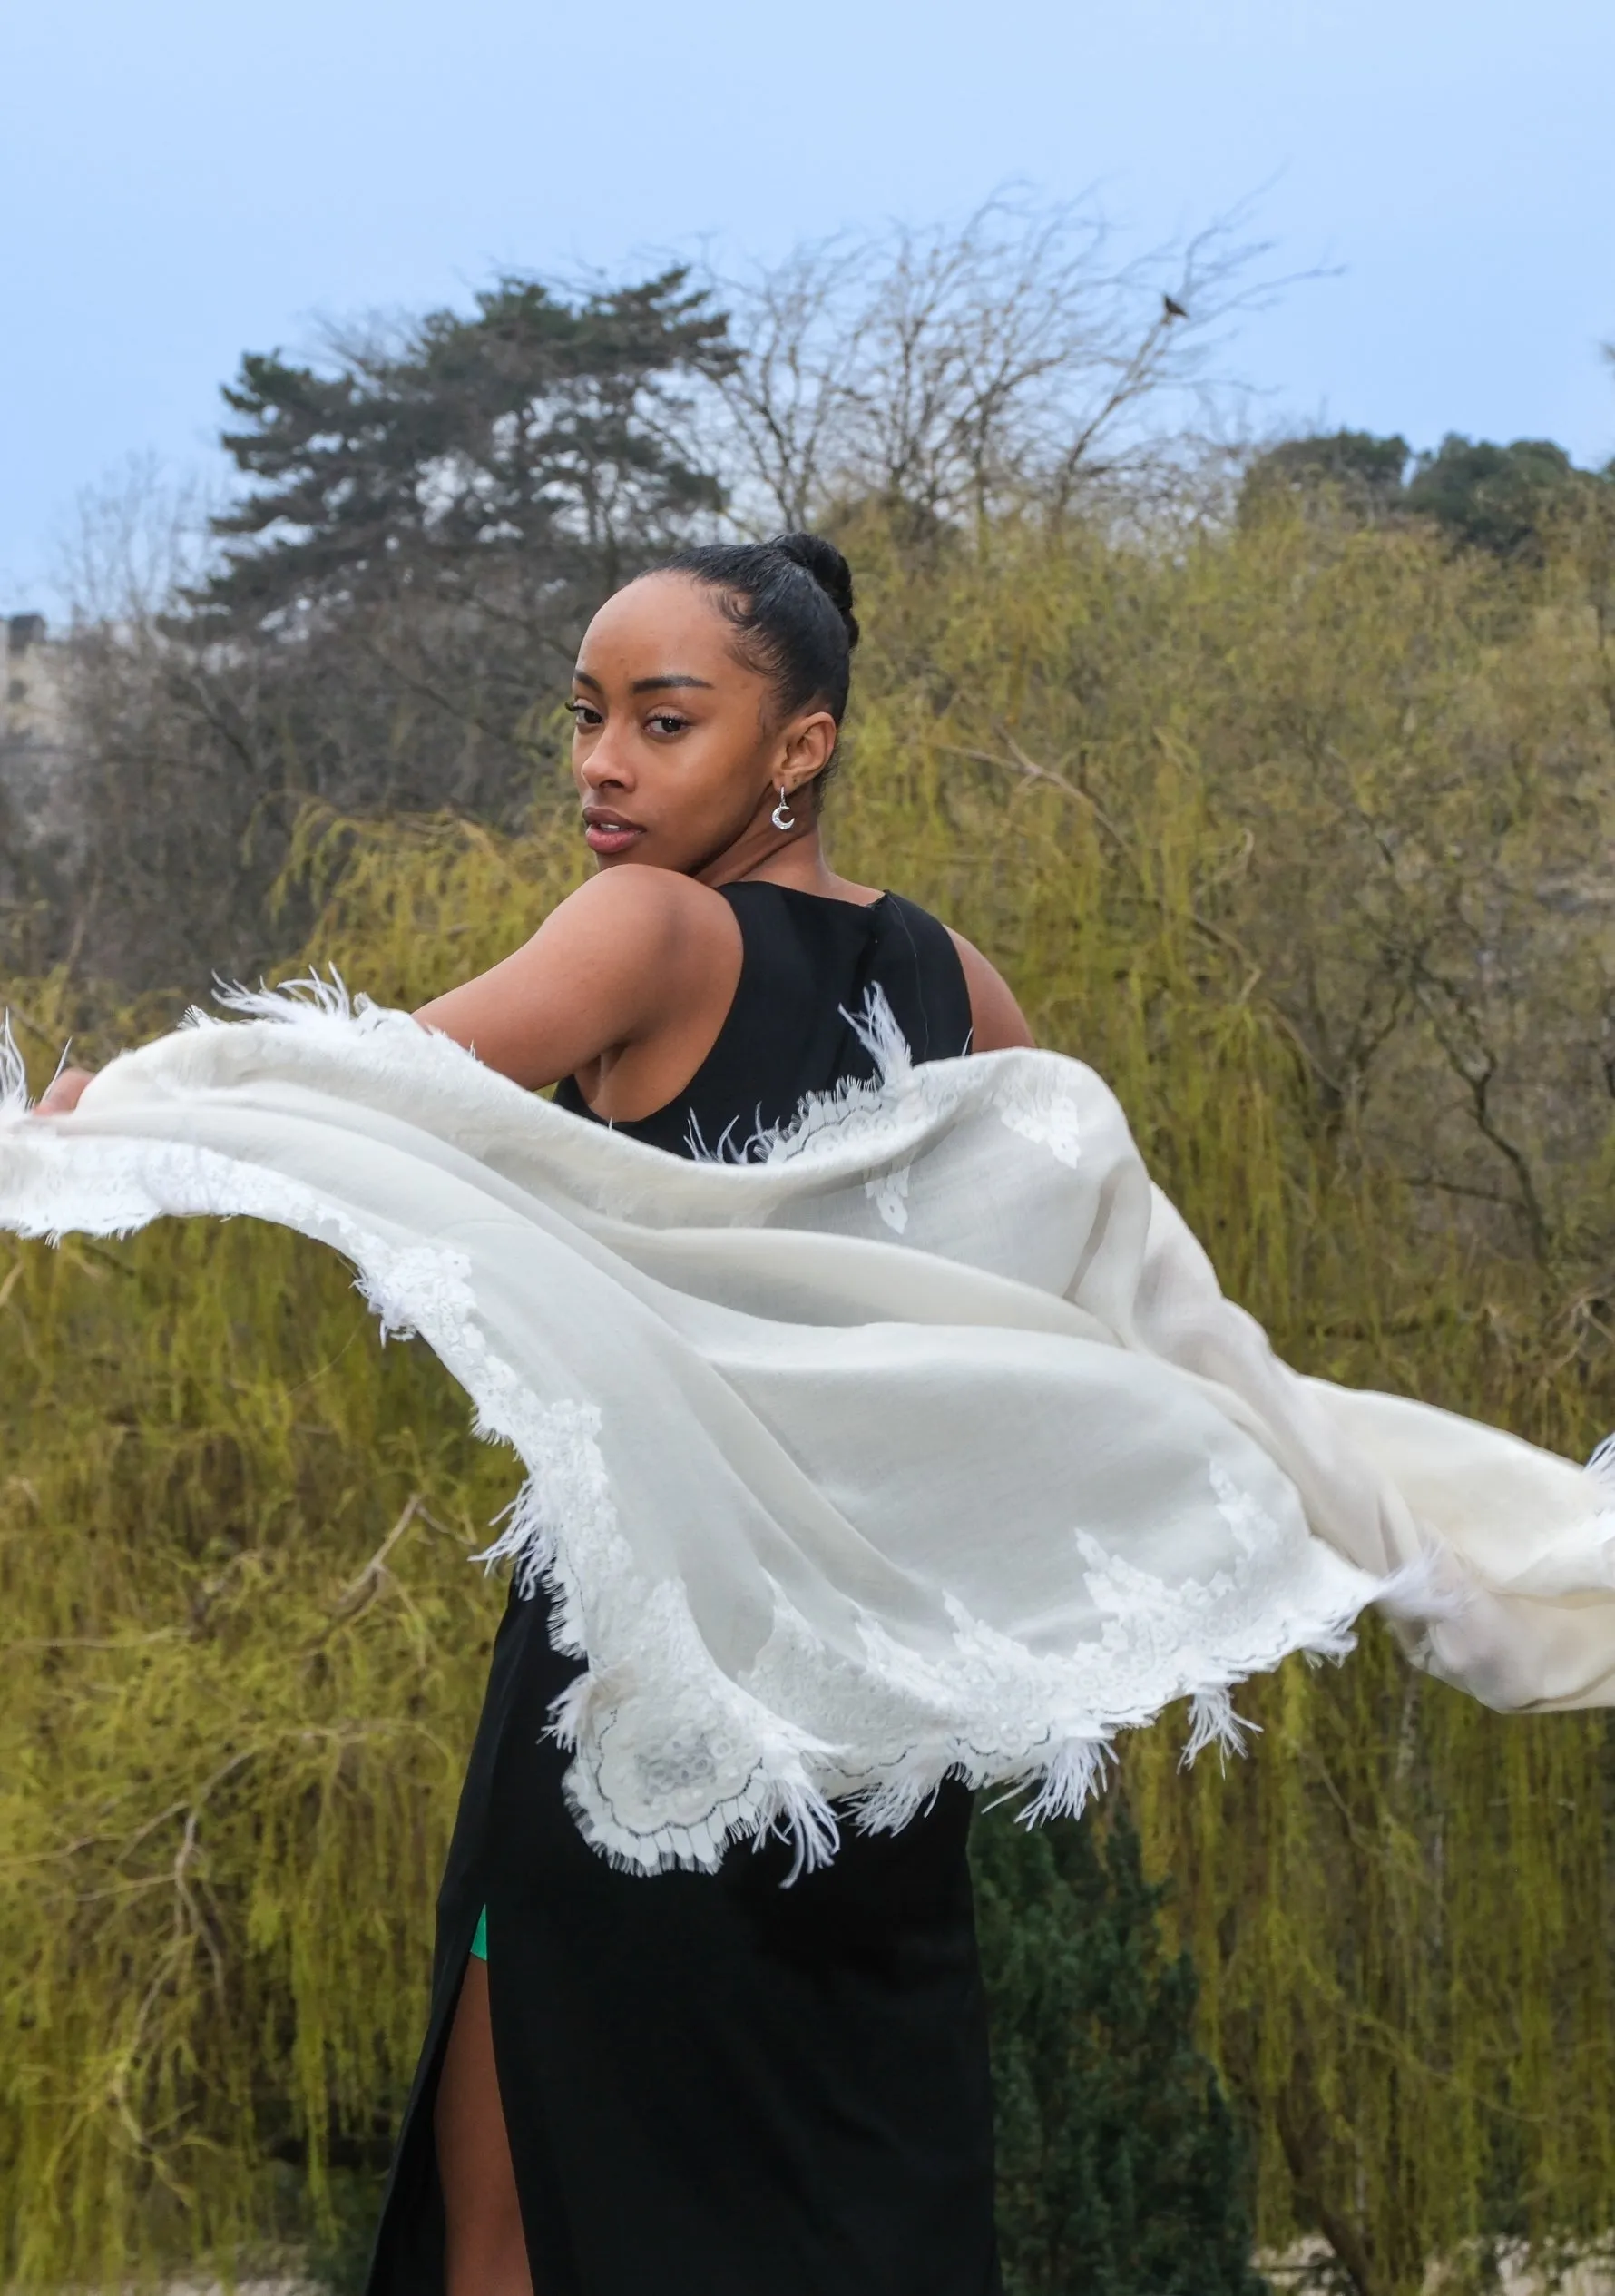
973;1804;1268;2296
199;268;734;629
81;269;740;957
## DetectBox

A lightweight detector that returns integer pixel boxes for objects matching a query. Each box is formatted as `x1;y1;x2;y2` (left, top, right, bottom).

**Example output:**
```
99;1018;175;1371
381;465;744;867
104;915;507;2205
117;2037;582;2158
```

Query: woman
46;533;1026;2295
399;535;1034;2294
408;536;1028;2296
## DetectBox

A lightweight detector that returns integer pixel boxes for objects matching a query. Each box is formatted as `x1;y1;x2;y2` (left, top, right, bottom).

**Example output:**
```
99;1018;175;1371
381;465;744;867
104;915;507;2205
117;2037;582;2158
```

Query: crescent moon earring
771;786;797;832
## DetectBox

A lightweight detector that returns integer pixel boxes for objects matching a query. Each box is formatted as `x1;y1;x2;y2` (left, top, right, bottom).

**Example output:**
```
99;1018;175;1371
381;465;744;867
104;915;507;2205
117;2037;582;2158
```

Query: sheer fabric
4;985;1613;1875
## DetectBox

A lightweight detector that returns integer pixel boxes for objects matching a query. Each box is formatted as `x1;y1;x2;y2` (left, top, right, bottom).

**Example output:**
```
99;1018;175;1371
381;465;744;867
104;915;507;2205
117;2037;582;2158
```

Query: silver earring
771;786;797;831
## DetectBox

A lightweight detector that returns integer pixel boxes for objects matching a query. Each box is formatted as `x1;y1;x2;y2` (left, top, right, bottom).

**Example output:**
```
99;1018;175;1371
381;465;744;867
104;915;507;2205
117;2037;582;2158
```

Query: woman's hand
34;1066;93;1116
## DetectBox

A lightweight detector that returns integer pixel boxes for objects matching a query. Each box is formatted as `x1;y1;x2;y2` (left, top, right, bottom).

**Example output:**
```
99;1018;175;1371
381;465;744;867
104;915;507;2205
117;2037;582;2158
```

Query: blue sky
3;0;1611;612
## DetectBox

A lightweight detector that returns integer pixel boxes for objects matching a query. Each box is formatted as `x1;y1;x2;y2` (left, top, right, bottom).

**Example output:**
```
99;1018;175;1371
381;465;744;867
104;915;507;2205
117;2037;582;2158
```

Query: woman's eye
647;713;688;736
566;701;602;729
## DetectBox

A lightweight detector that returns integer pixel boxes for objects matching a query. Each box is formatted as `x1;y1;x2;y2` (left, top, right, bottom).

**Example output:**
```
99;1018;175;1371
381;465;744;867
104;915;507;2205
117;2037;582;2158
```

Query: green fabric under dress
470;1906;488;1961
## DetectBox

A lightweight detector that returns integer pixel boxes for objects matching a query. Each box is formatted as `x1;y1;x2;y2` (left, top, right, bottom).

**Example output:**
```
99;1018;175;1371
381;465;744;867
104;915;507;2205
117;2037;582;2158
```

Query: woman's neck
710;829;881;908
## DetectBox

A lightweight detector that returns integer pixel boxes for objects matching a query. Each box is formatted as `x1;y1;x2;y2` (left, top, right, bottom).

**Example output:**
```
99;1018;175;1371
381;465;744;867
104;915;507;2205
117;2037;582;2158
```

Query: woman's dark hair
655;532;860;803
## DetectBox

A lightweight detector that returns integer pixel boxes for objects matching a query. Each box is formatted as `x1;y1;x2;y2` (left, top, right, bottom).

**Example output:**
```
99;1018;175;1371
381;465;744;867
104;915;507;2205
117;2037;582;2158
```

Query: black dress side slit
365;885;1003;2296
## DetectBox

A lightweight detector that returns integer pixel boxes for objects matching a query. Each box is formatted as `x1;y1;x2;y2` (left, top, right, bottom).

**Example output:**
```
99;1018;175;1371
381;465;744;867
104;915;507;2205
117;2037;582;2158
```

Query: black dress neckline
721;878;891;915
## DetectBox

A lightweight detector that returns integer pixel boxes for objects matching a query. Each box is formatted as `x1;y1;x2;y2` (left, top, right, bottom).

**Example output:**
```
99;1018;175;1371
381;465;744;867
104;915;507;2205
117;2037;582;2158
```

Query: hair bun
772;532;859;652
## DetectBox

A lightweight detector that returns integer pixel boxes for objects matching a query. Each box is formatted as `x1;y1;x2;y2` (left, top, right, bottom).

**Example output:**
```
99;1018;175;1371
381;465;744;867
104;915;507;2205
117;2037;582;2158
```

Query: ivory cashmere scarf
4;983;1613;1876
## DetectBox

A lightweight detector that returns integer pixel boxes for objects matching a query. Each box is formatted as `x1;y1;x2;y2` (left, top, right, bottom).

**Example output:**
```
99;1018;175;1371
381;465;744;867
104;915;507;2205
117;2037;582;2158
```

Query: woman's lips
583;818;644;856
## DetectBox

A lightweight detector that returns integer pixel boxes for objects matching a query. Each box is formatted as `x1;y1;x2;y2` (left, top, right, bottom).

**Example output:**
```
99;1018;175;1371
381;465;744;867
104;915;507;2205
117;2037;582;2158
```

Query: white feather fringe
686;983;916;1163
0;1016;28;1119
1010;1736;1116;1827
1181;1685;1259;1767
198;967;370;1030
1586;1433;1615;1506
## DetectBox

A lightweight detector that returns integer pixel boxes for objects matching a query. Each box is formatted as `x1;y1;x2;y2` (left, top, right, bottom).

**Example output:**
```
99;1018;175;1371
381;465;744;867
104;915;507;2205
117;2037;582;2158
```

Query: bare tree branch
698;186;1322;533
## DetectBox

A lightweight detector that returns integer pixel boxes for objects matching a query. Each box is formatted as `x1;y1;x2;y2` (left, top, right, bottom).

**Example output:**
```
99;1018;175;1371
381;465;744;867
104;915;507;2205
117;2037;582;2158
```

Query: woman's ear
779;710;838;795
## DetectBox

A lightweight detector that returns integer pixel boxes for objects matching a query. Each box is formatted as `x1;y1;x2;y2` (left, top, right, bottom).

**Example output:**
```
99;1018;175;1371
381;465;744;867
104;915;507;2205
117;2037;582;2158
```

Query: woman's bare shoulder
522;864;740;979
552;861;732;930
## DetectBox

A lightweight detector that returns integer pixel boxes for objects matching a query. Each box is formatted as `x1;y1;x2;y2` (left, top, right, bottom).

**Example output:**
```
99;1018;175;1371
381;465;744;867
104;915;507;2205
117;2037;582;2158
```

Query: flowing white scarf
4;983;1613;1876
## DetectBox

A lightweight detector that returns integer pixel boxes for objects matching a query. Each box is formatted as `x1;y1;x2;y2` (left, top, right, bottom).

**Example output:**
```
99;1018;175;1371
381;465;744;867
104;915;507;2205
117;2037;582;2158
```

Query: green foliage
1405;433;1595;561
974;1805;1266;2296
1244;426;1611;565
293;2164;389;2292
1241;428;1412;519
5;497;1615;2290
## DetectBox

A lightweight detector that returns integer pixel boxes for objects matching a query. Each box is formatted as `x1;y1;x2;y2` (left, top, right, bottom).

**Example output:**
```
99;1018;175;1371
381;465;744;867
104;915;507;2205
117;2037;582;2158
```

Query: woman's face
568;573;835;878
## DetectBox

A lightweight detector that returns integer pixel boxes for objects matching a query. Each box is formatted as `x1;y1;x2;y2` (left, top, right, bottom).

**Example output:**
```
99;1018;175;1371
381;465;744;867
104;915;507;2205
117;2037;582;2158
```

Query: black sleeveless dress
366;883;1002;2296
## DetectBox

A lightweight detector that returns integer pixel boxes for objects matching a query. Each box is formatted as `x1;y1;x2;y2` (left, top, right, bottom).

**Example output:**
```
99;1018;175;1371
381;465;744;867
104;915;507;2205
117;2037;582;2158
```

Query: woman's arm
31;869;740;1115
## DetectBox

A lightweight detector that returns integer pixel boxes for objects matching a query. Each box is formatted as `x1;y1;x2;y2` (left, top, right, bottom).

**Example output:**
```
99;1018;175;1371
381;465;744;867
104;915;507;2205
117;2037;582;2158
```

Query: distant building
1;615;84;942
3;612;69;755
1;612;78;843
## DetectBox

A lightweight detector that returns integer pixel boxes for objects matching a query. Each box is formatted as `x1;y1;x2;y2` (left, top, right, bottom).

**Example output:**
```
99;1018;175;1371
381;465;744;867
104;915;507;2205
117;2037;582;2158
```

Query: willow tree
4;495;1614;2291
